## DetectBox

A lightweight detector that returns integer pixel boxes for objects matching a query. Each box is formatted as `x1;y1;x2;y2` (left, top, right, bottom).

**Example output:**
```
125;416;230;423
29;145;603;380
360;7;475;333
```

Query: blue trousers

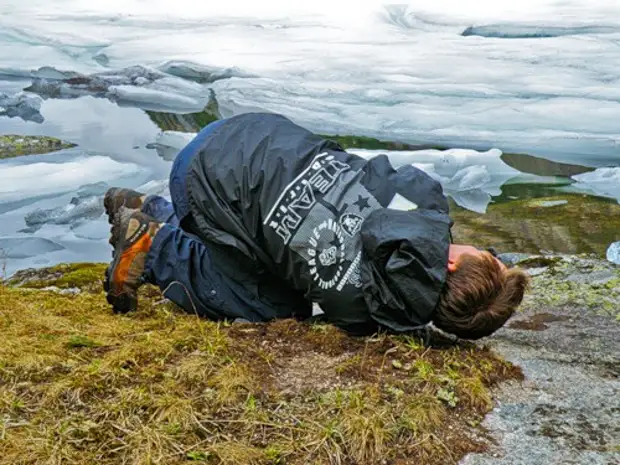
142;122;308;322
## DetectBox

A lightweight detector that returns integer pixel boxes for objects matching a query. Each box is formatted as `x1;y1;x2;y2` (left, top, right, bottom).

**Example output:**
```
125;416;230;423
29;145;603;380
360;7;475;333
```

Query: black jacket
185;113;452;334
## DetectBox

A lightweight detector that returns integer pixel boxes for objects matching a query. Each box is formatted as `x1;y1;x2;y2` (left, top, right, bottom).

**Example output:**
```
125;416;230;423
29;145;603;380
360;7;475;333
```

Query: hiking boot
104;207;162;314
103;187;147;224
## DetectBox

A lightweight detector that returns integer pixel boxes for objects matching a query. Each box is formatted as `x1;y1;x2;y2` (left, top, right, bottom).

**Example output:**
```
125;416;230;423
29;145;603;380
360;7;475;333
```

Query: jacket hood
360;208;451;332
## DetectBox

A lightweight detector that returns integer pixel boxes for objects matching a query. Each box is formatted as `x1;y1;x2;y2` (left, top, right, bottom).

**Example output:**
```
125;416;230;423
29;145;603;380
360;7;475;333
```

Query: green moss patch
8;263;108;292
0;135;77;158
0;267;522;465
518;255;620;320
318;134;447;151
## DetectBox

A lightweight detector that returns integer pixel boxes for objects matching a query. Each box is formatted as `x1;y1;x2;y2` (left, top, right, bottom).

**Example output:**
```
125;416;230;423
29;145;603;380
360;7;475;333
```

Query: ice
351;147;520;213
71;217;110;240
157;61;256;83
118;132;518;213
151;131;196;161
571;168;620;203
147;137;519;213
448;165;491;191
23;65;211;112
0;91;43;123
0;1;619;162
108;84;207;112
0;155;142;203
21;178;171;232
24;193;104;231
0;66;81;81
606;242;620;265
75;181;109;197
136;179;170;198
0;237;64;259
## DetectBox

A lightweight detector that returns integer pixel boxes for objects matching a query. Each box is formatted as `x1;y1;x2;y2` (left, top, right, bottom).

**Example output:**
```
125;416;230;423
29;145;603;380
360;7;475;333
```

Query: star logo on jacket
339;213;363;237
353;195;370;212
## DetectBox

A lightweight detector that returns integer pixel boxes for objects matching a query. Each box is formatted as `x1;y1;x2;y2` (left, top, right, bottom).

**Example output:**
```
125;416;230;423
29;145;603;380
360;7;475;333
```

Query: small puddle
508;312;571;331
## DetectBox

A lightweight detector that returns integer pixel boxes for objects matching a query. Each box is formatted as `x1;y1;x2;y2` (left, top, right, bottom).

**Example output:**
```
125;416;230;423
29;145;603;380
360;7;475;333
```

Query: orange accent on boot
111;233;153;295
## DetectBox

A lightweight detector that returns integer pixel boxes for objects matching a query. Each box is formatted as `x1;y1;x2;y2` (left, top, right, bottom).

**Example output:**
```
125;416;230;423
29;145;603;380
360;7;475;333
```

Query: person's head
432;244;530;340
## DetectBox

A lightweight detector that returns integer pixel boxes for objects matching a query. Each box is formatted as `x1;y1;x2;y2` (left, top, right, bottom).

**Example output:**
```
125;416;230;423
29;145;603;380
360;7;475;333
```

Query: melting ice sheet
0;154;143;203
571;168;620;203
0;1;619;164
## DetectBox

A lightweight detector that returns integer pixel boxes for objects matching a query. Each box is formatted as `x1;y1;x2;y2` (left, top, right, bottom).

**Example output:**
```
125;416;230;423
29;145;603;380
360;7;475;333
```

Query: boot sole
103;210;150;314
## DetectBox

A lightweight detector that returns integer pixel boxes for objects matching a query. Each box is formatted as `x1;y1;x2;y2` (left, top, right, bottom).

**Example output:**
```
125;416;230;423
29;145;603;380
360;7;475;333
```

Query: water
0;0;619;275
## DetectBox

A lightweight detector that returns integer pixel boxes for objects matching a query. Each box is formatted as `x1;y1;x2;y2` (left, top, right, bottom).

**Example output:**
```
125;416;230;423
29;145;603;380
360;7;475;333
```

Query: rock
40;285;82;295
537;200;568;208
496;252;533;267
0;134;77;159
0;92;44;123
461;254;620;465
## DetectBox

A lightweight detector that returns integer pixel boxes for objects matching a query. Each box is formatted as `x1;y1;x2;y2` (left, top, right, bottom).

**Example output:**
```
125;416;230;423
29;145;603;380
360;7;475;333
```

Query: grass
0;264;523;465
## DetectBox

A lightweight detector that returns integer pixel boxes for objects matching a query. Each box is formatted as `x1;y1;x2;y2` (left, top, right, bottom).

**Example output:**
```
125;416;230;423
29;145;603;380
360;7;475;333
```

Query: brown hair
432;252;530;340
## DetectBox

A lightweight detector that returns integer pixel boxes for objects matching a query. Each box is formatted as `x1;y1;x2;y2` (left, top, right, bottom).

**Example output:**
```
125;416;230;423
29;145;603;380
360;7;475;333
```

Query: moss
518;256;620;320
146;92;222;132
146;108;220;133
0;135;77;158
0;270;522;465
318;134;448;151
451;193;620;257
515;256;563;269
8;263;107;292
52;263;108;290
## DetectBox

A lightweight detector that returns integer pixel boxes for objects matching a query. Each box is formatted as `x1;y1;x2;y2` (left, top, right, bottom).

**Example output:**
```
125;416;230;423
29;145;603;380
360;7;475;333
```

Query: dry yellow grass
0;264;523;465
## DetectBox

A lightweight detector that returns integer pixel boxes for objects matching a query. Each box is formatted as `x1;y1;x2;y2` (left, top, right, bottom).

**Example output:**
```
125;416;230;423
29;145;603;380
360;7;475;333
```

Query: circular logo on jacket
307;219;345;290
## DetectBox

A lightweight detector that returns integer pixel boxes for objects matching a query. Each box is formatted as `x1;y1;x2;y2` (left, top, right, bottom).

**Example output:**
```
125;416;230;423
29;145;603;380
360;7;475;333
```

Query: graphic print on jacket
264;151;383;296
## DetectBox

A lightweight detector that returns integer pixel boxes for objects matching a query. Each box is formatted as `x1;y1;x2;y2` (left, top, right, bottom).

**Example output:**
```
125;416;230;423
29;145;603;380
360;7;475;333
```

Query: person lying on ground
103;112;530;339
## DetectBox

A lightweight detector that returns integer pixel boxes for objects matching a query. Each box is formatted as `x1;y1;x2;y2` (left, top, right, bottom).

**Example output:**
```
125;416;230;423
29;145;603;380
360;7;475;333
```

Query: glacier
0;0;618;164
0;0;619;273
